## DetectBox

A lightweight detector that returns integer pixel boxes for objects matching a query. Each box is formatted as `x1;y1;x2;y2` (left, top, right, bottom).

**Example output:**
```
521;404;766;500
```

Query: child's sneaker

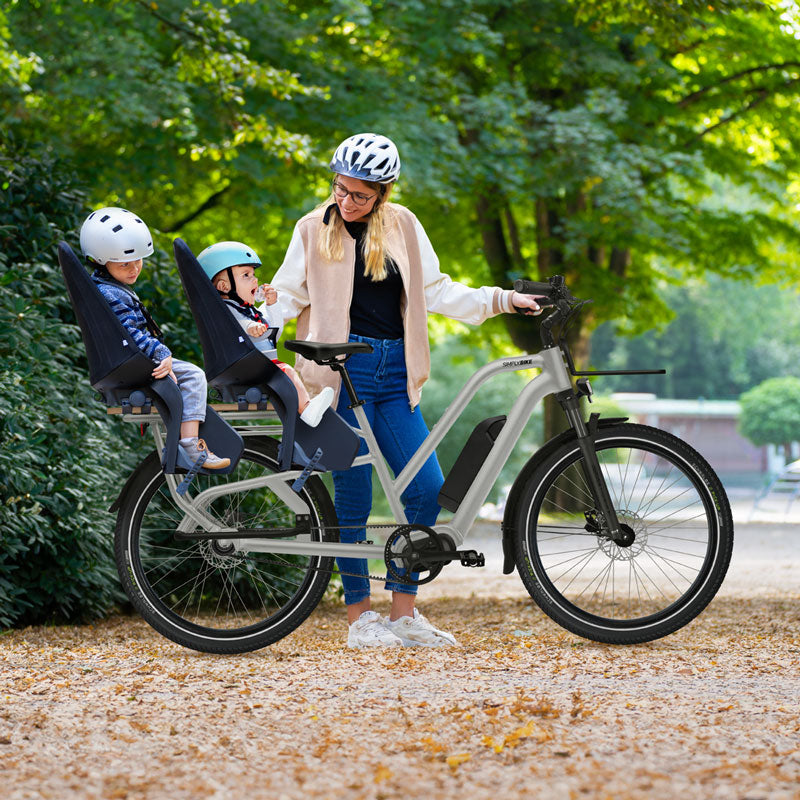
347;610;402;648
384;609;458;648
300;386;335;427
179;437;231;470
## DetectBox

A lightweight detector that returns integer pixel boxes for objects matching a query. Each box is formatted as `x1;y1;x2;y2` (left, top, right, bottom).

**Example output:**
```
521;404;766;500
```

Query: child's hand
258;284;277;305
152;355;173;379
247;321;268;338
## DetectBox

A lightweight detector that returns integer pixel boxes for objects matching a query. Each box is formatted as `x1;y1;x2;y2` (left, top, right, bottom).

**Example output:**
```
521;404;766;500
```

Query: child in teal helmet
198;241;333;427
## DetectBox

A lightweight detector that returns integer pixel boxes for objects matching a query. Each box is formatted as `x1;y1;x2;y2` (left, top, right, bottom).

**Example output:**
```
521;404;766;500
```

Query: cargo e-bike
59;241;733;653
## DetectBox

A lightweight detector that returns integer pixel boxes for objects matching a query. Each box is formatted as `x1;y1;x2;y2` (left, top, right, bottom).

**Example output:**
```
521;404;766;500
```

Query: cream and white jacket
268;202;516;409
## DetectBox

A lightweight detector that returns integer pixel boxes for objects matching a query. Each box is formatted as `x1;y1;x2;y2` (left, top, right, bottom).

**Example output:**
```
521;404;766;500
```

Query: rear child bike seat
172;237;359;475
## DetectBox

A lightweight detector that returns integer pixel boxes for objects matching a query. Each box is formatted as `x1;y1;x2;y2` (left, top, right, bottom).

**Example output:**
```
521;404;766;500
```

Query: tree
590;274;800;399
349;0;800;436
0;0;323;242
5;0;800;442
738;376;800;462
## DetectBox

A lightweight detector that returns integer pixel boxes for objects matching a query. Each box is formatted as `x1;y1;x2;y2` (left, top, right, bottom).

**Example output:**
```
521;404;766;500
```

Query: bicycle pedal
458;550;485;568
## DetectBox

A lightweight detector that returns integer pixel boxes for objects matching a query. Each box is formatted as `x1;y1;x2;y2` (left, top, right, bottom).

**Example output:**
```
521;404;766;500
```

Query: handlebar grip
513;278;553;295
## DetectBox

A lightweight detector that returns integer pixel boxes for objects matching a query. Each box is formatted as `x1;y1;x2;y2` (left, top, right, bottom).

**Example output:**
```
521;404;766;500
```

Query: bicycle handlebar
513;274;581;349
513;278;555;297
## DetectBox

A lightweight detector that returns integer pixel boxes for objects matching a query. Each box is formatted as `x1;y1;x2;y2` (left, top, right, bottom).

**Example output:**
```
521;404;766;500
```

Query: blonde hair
318;181;394;281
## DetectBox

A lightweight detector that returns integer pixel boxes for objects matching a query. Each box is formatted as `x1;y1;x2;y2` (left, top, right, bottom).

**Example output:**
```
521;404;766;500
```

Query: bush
738;376;800;457
0;142;148;627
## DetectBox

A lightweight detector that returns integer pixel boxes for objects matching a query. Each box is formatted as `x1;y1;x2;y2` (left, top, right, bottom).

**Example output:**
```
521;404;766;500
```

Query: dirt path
1;522;799;800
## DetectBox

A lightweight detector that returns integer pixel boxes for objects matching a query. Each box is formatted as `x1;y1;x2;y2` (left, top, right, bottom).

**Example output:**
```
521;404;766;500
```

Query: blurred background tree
738;376;800;463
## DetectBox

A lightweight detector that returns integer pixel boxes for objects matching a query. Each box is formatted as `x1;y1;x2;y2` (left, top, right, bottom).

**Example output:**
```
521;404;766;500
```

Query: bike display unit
60;242;734;653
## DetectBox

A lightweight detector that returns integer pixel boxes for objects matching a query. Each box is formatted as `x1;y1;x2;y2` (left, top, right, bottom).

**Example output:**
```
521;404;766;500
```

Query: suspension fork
556;390;623;542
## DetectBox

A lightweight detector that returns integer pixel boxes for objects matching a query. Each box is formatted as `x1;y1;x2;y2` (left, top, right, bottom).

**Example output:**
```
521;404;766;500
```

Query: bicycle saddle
284;340;373;362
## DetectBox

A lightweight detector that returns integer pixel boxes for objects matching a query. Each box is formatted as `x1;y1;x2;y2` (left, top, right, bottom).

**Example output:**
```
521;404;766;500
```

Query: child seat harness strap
92;271;164;340
222;296;266;325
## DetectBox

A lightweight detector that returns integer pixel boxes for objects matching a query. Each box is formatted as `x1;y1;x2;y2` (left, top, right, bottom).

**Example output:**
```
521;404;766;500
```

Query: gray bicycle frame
144;345;573;560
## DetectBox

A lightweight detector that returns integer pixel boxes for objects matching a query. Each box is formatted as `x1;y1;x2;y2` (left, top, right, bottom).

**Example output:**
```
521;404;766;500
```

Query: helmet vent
329;133;401;183
124;248;135;254
112;224;123;232
100;215;110;223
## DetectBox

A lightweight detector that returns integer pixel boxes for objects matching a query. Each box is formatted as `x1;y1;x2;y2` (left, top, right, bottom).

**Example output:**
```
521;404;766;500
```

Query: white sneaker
300;387;335;427
347;610;402;648
384;609;458;648
178;437;231;470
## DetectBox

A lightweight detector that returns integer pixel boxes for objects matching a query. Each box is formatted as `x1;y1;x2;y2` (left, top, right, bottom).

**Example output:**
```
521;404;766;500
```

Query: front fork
557;390;624;543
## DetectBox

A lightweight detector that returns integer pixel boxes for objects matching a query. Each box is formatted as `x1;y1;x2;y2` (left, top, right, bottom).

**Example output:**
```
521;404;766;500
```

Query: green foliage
738;376;800;450
589;395;631;421
0;140;146;627
590;274;800;399
422;336;542;503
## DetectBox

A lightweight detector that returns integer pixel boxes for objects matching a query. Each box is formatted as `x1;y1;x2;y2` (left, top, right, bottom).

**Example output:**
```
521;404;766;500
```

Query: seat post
330;362;364;409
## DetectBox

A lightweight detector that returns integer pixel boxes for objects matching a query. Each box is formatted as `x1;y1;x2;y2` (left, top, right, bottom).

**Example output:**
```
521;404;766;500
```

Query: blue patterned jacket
91;272;171;362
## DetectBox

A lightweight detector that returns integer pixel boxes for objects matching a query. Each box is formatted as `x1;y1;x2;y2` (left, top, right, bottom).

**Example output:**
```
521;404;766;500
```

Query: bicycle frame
127;344;573;561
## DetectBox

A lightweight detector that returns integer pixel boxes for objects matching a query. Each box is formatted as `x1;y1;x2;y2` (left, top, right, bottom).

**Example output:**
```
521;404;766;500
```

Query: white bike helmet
329;133;401;183
80;207;154;265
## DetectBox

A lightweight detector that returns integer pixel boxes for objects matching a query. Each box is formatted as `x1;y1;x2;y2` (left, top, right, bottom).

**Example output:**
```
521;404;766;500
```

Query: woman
271;132;541;648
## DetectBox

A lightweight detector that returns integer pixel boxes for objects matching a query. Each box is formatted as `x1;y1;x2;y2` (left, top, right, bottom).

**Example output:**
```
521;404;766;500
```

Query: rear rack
107;403;282;425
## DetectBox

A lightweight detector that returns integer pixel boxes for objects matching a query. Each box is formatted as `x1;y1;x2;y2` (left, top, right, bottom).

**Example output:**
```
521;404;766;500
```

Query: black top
344;219;404;340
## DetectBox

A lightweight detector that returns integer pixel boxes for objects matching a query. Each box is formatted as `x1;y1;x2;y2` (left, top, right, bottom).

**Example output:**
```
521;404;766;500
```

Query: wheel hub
597;510;648;559
199;538;245;569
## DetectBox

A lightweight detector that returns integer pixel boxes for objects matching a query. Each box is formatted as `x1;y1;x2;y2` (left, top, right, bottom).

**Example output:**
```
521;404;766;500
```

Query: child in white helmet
197;241;334;427
80;207;230;469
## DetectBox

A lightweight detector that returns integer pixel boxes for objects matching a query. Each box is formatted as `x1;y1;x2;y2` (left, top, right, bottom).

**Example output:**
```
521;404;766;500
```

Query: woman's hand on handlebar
510;291;548;316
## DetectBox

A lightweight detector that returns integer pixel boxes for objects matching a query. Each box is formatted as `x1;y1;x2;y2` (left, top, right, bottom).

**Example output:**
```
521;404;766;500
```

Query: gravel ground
1;519;799;800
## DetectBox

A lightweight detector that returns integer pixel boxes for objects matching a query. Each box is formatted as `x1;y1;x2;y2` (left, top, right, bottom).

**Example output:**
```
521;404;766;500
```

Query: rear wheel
514;424;733;644
114;436;336;653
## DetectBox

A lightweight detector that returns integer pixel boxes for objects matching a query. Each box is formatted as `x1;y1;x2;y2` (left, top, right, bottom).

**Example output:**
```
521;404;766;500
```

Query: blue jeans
332;334;444;604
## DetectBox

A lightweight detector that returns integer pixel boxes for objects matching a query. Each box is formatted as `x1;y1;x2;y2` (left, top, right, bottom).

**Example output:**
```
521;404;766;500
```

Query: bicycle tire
513;423;733;644
114;436;337;653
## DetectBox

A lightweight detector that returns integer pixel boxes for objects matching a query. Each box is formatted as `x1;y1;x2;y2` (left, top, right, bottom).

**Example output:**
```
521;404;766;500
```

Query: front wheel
114;436;337;653
514;423;733;644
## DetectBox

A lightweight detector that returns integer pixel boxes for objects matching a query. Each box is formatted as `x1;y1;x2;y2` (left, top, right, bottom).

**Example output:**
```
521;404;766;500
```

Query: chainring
383;524;451;586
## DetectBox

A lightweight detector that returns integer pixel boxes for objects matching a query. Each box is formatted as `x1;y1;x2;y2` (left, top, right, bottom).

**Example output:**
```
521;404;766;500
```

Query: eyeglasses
332;180;376;207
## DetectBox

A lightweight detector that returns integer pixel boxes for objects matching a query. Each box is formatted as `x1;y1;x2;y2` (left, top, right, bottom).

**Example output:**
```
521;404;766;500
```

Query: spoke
250;562;305;600
145;547;205;590
180;559;213;619
573;556;615;602
646;528;710;543
645;542;707;560
640;548;691;595
553;548;603;593
629;557;658;603
646;507;709;532
635;466;680;520
642;545;701;582
554;470;595;507
540;545;605;558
